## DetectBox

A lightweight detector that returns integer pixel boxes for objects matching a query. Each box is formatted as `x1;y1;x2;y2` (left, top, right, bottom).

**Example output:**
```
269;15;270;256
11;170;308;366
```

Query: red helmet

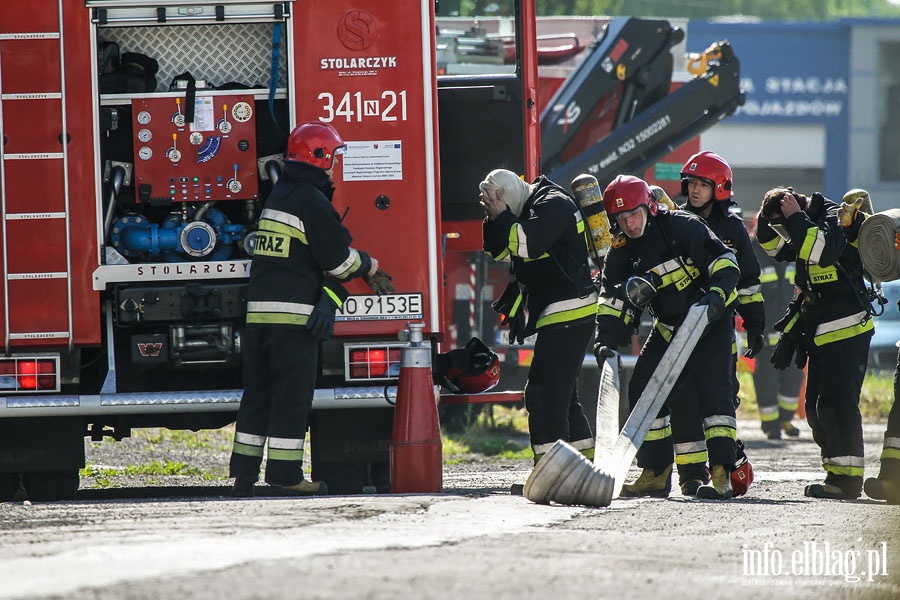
602;175;656;219
731;439;754;496
680;151;733;201
433;337;500;394
286;121;347;170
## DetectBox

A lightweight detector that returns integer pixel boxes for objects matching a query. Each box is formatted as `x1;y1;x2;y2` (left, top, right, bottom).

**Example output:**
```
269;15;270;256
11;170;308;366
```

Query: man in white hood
481;169;598;466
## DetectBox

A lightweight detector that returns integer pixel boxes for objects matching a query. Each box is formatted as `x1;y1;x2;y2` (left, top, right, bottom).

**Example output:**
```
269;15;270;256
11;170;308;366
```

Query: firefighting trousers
524;317;595;462
878;349;900;480
753;343;804;431
804;331;871;482
229;323;318;486
629;315;737;476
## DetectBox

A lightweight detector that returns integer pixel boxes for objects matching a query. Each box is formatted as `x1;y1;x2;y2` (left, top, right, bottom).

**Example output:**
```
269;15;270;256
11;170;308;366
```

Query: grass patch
442;405;531;461
136;426;234;452
79;459;216;488
737;370;895;421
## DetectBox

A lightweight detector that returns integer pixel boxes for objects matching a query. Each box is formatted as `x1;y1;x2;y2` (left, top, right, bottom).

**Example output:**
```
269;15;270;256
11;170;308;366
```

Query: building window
879;42;900;181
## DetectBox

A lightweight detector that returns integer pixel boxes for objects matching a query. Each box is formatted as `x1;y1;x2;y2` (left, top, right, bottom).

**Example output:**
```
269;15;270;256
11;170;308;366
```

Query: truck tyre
22;469;79;502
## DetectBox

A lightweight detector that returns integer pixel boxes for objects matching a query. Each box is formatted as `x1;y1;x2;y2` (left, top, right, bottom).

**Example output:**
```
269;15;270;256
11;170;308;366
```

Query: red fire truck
0;0;547;500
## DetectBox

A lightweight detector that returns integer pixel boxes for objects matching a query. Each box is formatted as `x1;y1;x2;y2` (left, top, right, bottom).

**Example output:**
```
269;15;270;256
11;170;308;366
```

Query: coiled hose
858;208;900;282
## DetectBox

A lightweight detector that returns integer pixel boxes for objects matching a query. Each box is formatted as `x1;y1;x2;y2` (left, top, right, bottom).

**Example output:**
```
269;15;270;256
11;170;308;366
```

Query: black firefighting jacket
483;176;597;335
685;202;765;334
756;192;873;347
246;162;370;326
595;207;739;347
753;241;796;345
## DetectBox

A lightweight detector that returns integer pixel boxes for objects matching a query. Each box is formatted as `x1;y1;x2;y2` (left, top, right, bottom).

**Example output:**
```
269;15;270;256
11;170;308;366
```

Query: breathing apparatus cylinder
571;174;612;262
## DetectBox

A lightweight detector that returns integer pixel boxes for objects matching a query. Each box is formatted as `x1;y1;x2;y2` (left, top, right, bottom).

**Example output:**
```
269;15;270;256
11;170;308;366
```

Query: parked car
870;281;900;371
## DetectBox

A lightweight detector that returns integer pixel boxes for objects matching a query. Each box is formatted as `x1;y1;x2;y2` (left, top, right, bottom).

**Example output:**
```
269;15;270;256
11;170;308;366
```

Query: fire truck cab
0;0;540;500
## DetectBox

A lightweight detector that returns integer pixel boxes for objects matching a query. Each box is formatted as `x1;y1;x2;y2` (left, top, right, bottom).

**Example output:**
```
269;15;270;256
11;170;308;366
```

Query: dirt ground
0;419;898;600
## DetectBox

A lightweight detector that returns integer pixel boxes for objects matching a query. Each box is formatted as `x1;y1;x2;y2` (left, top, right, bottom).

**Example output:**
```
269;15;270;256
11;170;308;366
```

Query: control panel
131;93;259;203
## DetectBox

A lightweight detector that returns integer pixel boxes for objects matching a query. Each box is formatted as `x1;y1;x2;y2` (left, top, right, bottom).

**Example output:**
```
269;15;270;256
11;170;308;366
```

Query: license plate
336;293;424;321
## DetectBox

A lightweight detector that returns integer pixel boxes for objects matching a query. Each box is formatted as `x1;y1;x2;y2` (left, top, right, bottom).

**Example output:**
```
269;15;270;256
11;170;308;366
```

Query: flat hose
858;209;900;282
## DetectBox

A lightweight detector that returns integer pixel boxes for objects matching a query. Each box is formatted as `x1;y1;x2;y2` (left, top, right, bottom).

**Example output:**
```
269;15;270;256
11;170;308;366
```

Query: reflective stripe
655;320;675;343
570;437;595;451
823;455;865;477
233;431;265;458
597;296;632;325
799;226;827;264
704;415;737;429
674;441;707;454
536;293;598;328
267;447;304;461
813;311;873;346
675;450;708;465
532;441;556;456
709;252;738;277
760;235;785;256
646;416;672;442
268;436;305;450
885;437;900;450
777;394;799;412
704;415;736;440
323;286;343;308
759;405;778;422
260;208;305;235
738;291;764;305
232;441;264;458
882;448;900;461
759;266;778;283
235;432;266;446
509;223;530;258
247;300;314;326
328;248;363;280
580;447;595;460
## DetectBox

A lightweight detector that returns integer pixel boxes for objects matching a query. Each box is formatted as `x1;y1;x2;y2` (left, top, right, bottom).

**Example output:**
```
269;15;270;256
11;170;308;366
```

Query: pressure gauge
137;128;152;143
138;147;153;161
189;132;204;145
137;111;152;125
232;102;252;123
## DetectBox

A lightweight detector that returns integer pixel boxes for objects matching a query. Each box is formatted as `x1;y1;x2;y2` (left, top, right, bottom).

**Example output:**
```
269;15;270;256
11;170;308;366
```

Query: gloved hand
744;329;764;359
307;295;337;341
508;309;526;345
594;344;616;362
696;291;726;322
770;334;796;370
364;268;396;296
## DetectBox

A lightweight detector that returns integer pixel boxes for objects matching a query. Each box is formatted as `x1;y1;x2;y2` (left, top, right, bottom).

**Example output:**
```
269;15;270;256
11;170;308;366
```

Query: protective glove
770;334;796;370
307;295;337;341
593;344;617;362
744;329;764;359
364;268;396;296
696;291;726;322
508;309;526;345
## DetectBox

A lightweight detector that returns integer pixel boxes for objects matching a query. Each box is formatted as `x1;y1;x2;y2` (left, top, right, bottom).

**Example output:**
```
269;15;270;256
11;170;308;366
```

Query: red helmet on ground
286;121;347;170
680;151;733;201
731;439;754;496
433;337;500;394
602;175;657;219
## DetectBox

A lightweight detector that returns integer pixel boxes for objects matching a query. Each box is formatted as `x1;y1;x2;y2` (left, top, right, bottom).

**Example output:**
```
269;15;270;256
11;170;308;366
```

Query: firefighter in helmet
229;121;381;497
757;187;872;499
595;174;740;499
480;169;598;466
679;152;768;480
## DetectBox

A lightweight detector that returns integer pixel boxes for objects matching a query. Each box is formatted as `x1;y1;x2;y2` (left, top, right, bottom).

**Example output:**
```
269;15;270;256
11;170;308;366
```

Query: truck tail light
346;345;404;381
0;356;60;392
